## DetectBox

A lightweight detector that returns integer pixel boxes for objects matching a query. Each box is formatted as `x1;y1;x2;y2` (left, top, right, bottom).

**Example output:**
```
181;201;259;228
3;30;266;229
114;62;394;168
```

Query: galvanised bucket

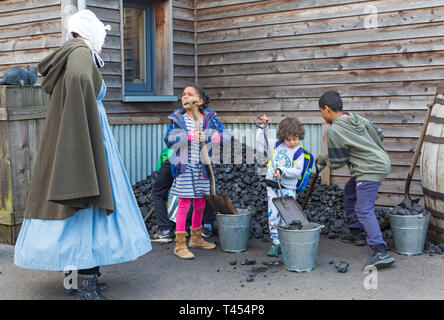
277;223;323;272
388;212;430;256
216;208;252;253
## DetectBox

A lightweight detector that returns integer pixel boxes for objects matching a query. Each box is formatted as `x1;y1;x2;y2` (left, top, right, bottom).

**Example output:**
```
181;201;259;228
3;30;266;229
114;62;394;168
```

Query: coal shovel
379;101;435;231
255;115;308;225
185;97;238;215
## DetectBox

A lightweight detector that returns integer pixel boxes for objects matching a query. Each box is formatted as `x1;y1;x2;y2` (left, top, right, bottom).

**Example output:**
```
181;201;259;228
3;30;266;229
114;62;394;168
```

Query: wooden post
0;85;48;244
321;123;330;185
61;0;77;43
154;0;174;95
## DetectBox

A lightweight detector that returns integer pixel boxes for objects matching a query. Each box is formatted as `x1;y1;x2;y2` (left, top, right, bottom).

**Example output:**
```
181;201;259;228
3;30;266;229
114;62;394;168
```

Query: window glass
123;7;146;84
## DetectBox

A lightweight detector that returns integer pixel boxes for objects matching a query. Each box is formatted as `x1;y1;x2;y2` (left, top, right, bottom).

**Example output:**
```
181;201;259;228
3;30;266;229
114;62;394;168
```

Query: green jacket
156;147;174;171
318;112;391;182
25;39;114;220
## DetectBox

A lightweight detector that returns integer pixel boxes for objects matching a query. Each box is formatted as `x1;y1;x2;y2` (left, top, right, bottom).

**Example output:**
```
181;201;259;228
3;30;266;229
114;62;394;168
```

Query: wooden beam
155;0;174;95
61;0;77;42
321;123;330;185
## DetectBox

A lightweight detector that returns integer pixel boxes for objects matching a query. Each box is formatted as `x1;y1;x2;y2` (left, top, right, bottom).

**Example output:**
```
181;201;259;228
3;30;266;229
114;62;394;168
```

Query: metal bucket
216;208;252;253
277;223;323;272
388;212;430;256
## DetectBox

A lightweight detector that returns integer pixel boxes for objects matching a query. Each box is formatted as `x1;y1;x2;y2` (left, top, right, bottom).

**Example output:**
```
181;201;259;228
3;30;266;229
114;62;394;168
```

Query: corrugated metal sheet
110;124;169;185
225;123;322;158
110;123;322;185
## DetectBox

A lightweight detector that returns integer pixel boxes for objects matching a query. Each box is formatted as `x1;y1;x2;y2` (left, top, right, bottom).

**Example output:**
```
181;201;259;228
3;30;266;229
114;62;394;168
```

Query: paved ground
1;236;443;300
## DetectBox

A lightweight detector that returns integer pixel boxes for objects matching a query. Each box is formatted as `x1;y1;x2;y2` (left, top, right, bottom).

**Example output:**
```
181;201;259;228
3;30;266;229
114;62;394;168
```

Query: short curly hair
277;117;305;142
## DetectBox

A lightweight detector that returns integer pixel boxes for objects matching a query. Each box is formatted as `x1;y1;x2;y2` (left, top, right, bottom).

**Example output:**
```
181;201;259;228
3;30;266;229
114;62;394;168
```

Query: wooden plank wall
88;0;195;117
0;0;62;78
195;0;444;206
0;0;194;117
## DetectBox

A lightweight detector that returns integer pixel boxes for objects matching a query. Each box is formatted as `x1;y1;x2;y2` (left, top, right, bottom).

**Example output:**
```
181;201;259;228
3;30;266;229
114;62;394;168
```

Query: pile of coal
132;171;159;238
388;199;429;216
424;241;444;255
132;138;442;256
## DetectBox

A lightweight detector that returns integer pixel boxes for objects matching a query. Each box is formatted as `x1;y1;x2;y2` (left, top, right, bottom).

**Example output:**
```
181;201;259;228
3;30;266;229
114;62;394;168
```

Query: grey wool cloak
24;39;114;220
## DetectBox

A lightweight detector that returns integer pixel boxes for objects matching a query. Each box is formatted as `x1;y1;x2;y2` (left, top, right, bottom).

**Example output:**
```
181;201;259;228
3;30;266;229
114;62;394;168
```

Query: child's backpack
272;141;315;191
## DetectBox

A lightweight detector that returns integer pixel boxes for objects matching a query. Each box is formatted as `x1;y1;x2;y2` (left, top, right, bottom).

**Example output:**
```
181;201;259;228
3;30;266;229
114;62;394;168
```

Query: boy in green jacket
316;91;395;270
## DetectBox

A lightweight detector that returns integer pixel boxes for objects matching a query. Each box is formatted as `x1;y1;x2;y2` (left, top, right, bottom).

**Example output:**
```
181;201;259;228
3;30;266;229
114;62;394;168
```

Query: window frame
122;0;156;96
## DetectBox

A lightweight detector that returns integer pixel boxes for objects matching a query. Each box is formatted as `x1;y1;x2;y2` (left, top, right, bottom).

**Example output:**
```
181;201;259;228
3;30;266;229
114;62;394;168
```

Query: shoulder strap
292;143;304;161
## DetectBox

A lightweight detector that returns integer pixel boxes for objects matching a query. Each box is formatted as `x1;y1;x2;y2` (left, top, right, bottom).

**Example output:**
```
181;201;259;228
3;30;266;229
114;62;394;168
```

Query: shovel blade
272;196;309;225
204;195;239;215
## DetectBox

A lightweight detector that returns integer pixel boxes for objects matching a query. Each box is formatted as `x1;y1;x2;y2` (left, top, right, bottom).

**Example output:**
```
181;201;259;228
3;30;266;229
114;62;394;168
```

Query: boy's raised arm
318;129;350;169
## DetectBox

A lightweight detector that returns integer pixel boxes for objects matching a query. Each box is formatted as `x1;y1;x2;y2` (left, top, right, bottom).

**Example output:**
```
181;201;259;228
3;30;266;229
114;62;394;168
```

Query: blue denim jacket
164;107;231;178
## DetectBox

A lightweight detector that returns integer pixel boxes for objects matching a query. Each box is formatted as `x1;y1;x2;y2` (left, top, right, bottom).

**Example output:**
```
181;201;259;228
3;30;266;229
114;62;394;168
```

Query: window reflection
123;7;146;84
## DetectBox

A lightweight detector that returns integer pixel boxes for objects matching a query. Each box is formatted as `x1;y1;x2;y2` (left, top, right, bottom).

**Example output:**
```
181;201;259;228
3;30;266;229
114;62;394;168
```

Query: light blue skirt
14;82;152;271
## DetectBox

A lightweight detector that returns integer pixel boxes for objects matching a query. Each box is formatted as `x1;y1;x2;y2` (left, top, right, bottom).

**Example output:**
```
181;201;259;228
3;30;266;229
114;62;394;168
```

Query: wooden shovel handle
302;165;325;210
404;103;434;200
188;101;216;196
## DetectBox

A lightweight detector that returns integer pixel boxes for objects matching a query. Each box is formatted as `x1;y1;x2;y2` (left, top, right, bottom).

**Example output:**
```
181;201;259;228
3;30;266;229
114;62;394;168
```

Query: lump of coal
335;261;349;273
288;221;303;230
245;258;256;265
251;266;267;273
389;202;429;217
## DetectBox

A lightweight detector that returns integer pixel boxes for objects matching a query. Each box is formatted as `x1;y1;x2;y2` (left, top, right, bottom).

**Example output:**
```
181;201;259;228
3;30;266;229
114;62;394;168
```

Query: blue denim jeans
344;177;386;247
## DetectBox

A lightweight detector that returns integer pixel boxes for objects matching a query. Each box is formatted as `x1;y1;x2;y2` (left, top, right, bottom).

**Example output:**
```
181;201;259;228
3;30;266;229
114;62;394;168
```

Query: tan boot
174;232;195;259
189;227;216;249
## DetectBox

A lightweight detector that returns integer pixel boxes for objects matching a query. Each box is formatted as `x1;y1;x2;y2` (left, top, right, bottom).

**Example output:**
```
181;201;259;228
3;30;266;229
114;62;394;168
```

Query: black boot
75;274;108;300
64;272;108;296
340;228;367;246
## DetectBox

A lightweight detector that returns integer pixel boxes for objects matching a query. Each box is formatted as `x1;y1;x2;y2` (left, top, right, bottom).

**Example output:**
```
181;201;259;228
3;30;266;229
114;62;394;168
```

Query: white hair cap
67;9;111;53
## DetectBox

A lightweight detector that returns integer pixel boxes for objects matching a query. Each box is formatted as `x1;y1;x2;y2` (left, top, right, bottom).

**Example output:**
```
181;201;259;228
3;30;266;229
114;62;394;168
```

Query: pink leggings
176;198;206;232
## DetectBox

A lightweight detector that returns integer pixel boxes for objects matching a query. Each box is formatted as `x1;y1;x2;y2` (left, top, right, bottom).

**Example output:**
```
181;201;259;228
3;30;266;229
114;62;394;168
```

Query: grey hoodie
318;112;391;182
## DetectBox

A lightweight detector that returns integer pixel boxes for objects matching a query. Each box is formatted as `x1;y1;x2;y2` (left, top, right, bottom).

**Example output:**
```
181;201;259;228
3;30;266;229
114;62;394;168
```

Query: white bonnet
67;9;111;53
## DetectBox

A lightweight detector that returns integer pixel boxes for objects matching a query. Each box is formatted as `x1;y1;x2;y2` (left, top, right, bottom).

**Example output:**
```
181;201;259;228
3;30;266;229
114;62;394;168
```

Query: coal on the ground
335;261;349;273
244;258;256;265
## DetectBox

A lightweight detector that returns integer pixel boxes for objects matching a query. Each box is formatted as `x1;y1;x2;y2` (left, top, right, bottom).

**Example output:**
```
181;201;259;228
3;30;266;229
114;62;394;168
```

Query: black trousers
152;160;175;232
151;159;215;232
